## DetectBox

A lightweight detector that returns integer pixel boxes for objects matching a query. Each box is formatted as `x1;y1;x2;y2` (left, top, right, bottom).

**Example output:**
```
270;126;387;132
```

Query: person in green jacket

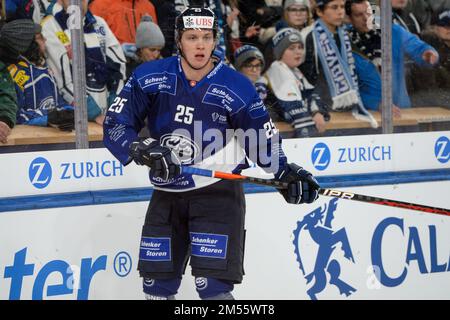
0;19;37;144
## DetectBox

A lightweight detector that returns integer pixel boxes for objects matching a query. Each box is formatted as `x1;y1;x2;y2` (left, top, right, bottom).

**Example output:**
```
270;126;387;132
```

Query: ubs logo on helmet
311;143;331;171
29;157;52;189
160;134;199;165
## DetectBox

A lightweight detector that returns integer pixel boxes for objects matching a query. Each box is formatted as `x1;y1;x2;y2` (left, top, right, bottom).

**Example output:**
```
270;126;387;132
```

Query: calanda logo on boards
292;199;449;299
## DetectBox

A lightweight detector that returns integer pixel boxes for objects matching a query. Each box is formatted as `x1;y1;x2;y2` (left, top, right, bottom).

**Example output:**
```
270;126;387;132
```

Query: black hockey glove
129;138;181;181
275;163;320;204
47;107;75;132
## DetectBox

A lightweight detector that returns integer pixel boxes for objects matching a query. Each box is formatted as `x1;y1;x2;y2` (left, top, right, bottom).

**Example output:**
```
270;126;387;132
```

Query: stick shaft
181;166;450;217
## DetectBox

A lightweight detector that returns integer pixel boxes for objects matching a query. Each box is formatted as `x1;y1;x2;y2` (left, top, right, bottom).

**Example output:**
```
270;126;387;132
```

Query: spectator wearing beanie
233;45;269;108
89;0;158;48
264;28;329;138
135;15;165;63
0;19;38;143
276;0;312;31
8;22;75;131
234;45;265;83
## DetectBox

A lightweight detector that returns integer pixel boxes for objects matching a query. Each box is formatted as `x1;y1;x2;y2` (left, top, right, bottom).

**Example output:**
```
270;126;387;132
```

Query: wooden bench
0;122;103;146
275;107;450;133
0;107;448;149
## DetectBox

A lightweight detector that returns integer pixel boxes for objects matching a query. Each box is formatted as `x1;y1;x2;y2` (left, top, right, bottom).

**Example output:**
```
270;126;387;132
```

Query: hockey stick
180;166;450;217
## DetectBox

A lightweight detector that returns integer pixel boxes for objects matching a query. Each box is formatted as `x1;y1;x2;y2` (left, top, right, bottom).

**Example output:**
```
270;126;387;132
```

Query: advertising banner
0;182;448;300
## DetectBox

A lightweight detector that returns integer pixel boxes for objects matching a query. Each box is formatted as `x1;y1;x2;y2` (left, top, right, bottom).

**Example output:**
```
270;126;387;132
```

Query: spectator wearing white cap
264;28;329;138
276;0;312;31
135;15;166;63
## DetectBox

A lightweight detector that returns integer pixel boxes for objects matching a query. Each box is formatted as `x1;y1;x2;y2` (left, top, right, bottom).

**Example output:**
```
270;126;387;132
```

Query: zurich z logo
311;143;331;171
29;157;52;189
435;136;449;164
293;198;356;300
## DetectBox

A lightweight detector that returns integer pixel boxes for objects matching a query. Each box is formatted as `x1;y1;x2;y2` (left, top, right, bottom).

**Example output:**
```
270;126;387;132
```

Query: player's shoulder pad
132;56;179;95
205;64;261;116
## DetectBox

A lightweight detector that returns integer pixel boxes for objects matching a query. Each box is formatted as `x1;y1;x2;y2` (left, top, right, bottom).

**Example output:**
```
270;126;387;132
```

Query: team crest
293;198;356;300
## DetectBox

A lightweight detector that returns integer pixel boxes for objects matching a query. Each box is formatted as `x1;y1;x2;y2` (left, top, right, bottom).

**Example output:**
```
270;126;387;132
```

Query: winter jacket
89;0;158;45
0;60;18;129
41;9;126;114
353;52;381;110
151;0;178;57
8;58;67;126
393;8;423;36
391;24;438;108
265;60;329;137
409;32;450;107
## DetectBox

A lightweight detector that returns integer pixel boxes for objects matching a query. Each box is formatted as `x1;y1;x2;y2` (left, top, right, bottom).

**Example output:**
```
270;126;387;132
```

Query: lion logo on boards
293;198;356;300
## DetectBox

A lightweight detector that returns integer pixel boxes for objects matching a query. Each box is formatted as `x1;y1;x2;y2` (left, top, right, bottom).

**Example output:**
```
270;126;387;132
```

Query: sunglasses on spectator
287;7;308;13
242;62;263;70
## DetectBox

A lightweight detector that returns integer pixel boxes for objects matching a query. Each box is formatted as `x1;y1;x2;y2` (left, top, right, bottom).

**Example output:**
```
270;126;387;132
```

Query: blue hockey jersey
8;59;67;126
104;56;288;191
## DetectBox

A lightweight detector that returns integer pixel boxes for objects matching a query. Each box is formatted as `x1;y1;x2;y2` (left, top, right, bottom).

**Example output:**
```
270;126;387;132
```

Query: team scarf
313;19;378;128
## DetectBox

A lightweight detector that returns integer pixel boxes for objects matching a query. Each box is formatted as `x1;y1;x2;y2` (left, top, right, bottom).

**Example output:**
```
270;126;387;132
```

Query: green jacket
0;60;18;128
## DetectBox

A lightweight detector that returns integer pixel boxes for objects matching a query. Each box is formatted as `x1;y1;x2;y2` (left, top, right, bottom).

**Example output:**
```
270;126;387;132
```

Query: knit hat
315;0;333;7
233;45;265;70
135;15;165;49
0;19;39;54
284;0;310;9
431;9;450;27
272;28;303;60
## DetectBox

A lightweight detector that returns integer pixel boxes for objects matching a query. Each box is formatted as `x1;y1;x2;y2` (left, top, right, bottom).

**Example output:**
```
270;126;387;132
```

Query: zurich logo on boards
29;157;52;189
311;143;331;171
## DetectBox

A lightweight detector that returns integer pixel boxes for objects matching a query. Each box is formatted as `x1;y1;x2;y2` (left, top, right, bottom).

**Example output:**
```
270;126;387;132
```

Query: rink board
0;131;449;300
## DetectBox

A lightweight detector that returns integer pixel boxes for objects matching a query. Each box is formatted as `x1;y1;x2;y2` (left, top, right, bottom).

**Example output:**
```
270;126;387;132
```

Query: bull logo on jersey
160;133;199;165
293;198;356;300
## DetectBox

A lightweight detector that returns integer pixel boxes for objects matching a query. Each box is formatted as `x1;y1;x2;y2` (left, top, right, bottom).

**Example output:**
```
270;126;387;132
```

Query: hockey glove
47;107;75;132
275;163;320;204
129;138;181;181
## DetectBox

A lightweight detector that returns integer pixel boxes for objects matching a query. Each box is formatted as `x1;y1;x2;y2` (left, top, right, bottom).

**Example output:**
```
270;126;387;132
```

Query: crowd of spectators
0;0;449;143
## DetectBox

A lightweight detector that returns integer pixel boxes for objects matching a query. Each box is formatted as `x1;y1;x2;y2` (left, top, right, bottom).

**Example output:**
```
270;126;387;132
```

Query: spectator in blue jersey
8;22;74;131
265;28;329;138
41;0;126;126
0;19;36;144
103;6;320;301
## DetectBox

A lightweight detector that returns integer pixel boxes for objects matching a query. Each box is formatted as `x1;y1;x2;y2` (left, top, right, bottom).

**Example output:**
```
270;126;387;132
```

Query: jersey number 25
174;105;194;125
108;97;128;113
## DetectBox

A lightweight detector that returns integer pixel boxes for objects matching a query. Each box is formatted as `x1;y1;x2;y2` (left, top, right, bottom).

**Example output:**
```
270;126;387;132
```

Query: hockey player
103;6;320;300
